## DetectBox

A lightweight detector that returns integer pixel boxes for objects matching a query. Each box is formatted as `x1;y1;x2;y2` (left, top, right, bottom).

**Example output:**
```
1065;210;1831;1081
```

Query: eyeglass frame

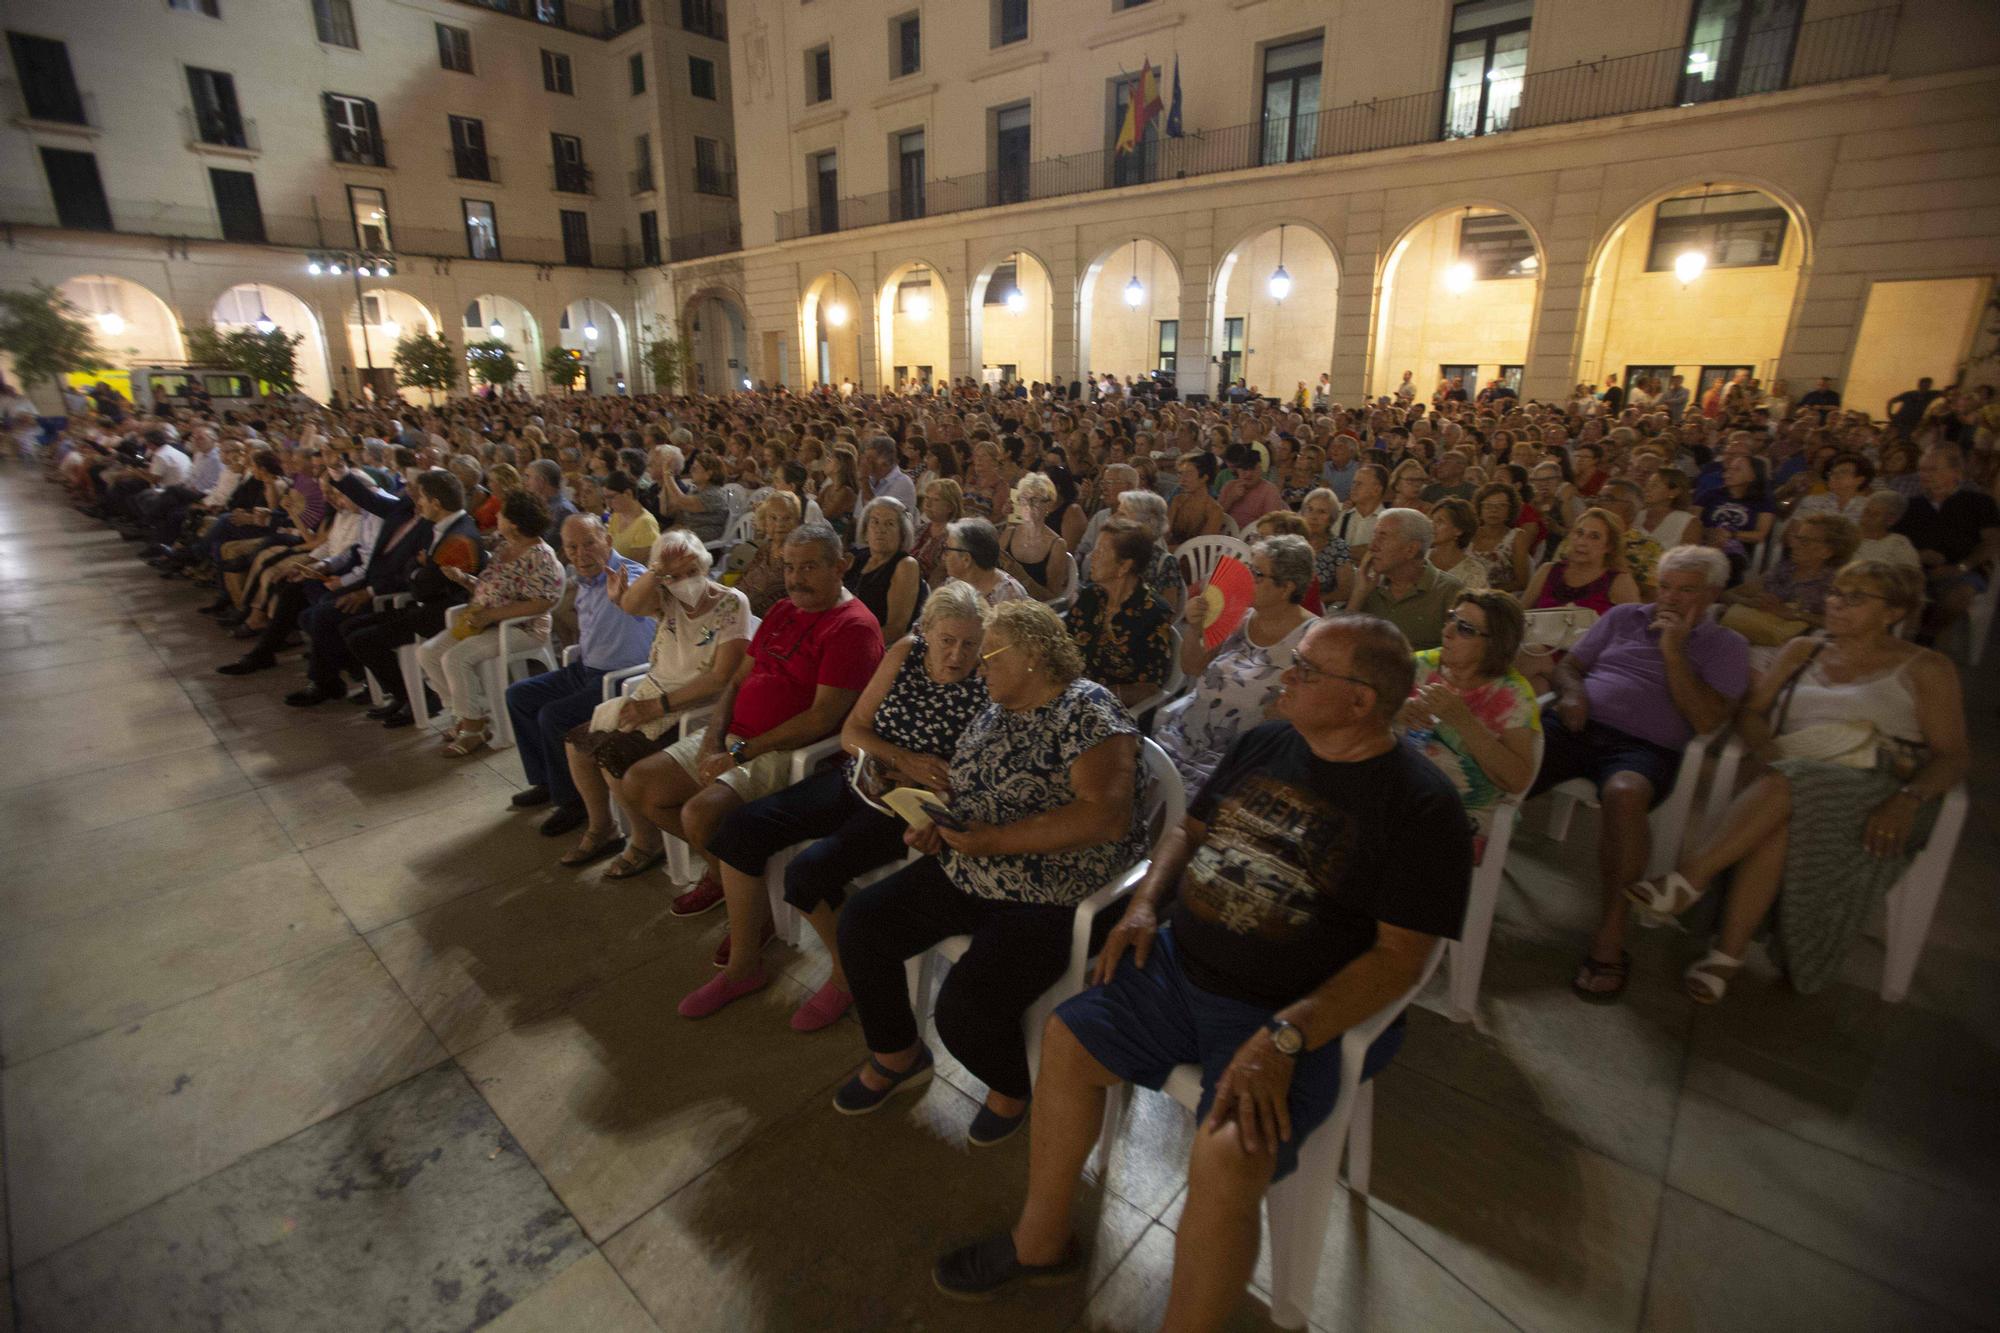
1287;655;1377;692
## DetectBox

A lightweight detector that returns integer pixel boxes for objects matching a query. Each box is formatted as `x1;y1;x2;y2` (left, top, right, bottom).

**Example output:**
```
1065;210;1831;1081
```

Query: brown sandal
559;831;626;868
602;846;667;880
1571;950;1632;1004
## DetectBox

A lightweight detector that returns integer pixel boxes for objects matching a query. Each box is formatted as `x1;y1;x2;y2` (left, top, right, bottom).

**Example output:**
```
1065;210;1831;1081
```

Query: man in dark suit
334;467;484;728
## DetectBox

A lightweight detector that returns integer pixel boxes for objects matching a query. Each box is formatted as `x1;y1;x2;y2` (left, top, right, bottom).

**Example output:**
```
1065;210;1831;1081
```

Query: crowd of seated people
28;360;1996;1325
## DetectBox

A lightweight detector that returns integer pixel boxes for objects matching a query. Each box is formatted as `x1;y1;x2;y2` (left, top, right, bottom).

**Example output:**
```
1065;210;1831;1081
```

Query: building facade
4;0;1997;413
676;0;2000;408
0;0;737;403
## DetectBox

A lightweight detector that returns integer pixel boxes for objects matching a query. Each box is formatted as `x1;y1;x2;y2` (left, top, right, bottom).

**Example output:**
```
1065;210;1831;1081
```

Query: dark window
985;261;1019;306
1458;211;1537;278
6;32;86;124
639;210;660;265
347;184;390;249
187;67;245;147
1647;190;1788;270
209;168;265;243
1155;319;1178;374
632;132;654;192
810;150;838;235
40;147;112;230
688;55;715;98
693;136;730;195
630;51;646;94
1220;317;1245;386
534;0;565;25
1698;364;1756;399
1439;364;1477;392
462;199;499;259
994;0;1027;46
992;102;1030;206
894;14;921;77
541;49;573;94
1444;0;1531;138
449;116;490;180
1625;364;1676;392
681;0;724;40
895;129;925;220
559;208;591;266
436;23;472;73
1109;74;1157;187
552;133;589;193
1116;0;1153;9
1499;364;1524;392
807;45;832;103
322;92;384;166
169;0;223;14
311;0;357;48
1681;0;1802;105
611;0;641;29
1260;38;1321;165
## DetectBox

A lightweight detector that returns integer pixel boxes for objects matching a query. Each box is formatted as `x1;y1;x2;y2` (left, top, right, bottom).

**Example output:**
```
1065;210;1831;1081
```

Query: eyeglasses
944;546;970;555
1445;614;1488;638
1824;588;1889;606
980;642;1013;662
1288;657;1376;691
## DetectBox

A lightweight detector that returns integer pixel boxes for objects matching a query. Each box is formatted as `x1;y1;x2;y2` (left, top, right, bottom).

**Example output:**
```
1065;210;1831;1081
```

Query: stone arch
876;257;952;391
211;282;333;403
559;298;630;393
801;270;864;389
1369;201;1548;399
1077;233;1183;390
680;284;751;393
1208;219;1343;401
967;247;1054;390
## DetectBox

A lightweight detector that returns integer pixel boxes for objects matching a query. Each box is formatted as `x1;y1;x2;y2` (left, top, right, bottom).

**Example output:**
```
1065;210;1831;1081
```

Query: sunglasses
1446;614;1488;638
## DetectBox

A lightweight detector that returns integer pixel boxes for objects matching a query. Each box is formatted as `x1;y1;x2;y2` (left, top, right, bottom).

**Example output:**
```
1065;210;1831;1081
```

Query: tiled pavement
2;468;1995;1332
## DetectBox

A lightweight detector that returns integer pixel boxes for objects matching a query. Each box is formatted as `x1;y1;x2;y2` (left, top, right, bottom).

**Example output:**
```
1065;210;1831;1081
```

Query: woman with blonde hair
1625;561;1968;1002
733;492;801;617
913;478;962;582
999;471;1073;601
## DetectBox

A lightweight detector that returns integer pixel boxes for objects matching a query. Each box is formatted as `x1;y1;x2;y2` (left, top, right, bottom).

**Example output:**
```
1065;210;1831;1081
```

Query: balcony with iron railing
2;80;100;132
776;5;1897;241
330;130;388;169
693;165;735;198
551;163;594;195
181;107;258;153
448;0;643;40
448;147;500;183
630;165;656;194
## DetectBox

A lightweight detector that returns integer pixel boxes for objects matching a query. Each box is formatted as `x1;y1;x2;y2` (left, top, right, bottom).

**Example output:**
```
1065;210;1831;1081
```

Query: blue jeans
505;661;606;805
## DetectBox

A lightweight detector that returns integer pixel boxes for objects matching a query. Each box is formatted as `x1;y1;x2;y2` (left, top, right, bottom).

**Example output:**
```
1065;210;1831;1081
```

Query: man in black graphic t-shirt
934;617;1472;1324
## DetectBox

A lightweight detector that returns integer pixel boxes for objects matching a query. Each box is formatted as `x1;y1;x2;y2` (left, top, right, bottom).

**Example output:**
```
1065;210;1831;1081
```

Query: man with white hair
1345;507;1461;650
1533;545;1749;1003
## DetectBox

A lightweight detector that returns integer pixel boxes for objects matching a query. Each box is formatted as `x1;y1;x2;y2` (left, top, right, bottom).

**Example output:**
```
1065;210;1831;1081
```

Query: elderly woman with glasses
1156;534;1317;788
1720;511;1859;644
1625;561;1968;1003
1400;591;1541;859
941;515;1029;607
832;599;1148;1147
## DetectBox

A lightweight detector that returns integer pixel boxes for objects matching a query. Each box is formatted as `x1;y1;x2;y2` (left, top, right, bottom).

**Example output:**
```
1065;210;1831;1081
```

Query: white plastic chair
1037;551;1079;614
903;739;1188;1088
1174;534;1252;589
1218;513;1243;539
1096;940;1446;1331
1537;722;1735;880
1963;573;1996;666
1878;784;1969;1002
1442;731;1544;1022
709;508;757;562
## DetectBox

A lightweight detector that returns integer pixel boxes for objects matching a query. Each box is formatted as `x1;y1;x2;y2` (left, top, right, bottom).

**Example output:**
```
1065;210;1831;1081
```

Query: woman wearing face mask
558;529;751;876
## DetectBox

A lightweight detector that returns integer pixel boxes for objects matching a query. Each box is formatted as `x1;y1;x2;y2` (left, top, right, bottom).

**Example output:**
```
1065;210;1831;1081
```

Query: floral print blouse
1066;583;1173;689
470;539;563;637
1404;650;1541;858
1157;614;1312;790
944;679;1147;905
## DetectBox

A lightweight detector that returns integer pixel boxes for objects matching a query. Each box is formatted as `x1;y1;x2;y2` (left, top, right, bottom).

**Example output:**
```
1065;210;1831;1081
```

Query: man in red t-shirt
623;522;883;1004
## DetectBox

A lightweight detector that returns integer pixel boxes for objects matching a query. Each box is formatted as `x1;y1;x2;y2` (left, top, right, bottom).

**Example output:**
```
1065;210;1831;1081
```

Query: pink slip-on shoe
789;982;853;1032
678;968;770;1019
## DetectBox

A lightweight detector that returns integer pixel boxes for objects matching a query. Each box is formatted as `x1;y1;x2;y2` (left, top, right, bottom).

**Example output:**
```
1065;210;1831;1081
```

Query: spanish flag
1116;59;1166;155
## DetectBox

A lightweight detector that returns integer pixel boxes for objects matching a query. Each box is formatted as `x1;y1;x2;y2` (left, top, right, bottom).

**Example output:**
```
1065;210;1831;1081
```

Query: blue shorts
1054;925;1403;1182
1531;716;1682;809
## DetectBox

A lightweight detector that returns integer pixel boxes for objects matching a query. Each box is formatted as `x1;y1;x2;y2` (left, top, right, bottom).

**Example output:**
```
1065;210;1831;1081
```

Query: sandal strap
1685;949;1741;1000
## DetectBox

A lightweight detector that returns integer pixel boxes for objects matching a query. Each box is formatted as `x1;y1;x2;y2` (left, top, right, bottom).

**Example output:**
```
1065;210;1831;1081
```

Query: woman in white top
1635;467;1698;549
561;528;751;877
1792;452;1873;524
1625;560;1967;1004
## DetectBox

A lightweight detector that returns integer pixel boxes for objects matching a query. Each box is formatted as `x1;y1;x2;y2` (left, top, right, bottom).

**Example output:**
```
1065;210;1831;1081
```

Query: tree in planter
465;338;520;391
640;322;695;395
181;320;305;395
0;283;106;394
394;332;460;401
541;344;584;393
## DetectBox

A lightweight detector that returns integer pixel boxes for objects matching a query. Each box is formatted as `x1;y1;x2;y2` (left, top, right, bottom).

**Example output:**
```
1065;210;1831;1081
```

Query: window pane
463;201;499;259
1263;38;1321;75
1484;27;1528;132
1260;81;1294;166
313;0;358;48
1459;212;1537;277
348;185;390;250
1444;38;1487;138
1453;0;1533;34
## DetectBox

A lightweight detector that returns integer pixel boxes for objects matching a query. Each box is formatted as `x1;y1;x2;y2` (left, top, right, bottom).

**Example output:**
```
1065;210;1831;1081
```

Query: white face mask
667;574;707;606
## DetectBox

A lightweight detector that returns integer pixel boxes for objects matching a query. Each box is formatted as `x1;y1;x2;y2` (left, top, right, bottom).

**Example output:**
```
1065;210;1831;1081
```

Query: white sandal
1624;871;1702;926
1683;948;1742;1005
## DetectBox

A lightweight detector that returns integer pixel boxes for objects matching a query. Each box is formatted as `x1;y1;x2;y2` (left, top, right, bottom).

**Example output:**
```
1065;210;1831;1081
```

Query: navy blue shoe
933;1233;1082;1302
966;1100;1030;1148
831;1046;933;1115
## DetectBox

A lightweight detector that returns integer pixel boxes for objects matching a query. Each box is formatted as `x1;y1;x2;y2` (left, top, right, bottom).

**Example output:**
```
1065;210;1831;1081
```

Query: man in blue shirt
504;515;657;834
1320;432;1360;501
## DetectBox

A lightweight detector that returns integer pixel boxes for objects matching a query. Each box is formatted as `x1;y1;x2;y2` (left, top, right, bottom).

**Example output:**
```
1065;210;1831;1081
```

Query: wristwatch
727;739;751;765
1263;1017;1304;1057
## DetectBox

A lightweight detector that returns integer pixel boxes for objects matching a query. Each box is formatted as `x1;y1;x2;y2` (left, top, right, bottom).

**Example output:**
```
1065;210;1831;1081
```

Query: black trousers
340;603;444;702
837;857;1074;1101
707;766;909;912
